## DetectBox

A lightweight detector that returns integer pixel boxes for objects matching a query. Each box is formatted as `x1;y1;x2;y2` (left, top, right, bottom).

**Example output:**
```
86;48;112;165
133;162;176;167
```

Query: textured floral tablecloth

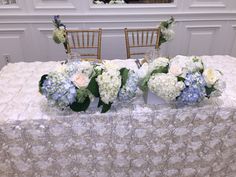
0;56;236;177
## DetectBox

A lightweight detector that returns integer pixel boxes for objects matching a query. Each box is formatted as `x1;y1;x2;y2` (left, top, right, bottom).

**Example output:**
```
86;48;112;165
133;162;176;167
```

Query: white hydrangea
96;69;121;104
148;73;185;101
77;61;93;76
148;57;169;73
169;56;203;77
103;60;120;71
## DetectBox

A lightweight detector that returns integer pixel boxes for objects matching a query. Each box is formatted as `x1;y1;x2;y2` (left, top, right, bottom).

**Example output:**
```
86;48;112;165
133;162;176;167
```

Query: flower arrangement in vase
39;61;139;113
140;56;226;106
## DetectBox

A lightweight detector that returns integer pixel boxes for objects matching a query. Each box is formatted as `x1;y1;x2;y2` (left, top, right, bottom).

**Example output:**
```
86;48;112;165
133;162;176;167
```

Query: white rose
72;73;90;88
169;65;182;76
203;68;219;86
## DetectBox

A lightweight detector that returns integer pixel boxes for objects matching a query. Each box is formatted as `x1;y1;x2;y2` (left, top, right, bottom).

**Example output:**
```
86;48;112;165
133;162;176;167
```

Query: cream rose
72;73;90;88
203;68;219;86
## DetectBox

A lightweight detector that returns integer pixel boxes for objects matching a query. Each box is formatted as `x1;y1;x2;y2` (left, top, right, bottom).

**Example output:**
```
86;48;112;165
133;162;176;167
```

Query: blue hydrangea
177;72;206;105
184;72;206;88
41;72;77;108
118;70;139;102
177;87;206;105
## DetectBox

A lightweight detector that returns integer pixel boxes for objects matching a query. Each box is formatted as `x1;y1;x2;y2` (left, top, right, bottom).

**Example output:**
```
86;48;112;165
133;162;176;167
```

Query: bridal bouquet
52;15;69;54
140;56;226;105
159;16;175;47
39;61;138;113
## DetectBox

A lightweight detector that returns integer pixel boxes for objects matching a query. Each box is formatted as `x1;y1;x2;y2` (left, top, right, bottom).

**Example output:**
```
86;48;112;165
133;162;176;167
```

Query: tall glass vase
67;52;81;63
143;48;160;64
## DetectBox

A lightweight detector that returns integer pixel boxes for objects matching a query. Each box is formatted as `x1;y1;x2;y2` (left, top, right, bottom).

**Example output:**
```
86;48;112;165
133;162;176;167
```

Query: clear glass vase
143;48;160;64
67;52;81;63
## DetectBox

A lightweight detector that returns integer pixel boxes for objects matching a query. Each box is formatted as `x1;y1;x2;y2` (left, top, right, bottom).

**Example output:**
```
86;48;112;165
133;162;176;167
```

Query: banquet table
0;55;236;177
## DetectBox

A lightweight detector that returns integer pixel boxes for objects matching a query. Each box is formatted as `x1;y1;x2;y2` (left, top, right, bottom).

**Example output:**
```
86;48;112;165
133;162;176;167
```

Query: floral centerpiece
39;61;139;113
140;56;226;106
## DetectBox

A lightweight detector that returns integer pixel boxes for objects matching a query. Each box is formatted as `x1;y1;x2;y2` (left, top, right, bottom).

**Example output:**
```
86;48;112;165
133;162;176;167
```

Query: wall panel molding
230;25;236;56
33;0;76;10
189;0;226;8
185;25;221;55
0;0;236;62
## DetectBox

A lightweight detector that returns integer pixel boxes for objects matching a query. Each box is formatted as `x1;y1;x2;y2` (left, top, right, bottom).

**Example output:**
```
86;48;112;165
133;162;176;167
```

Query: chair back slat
66;28;102;62
136;31;139;46
92;32;95;47
150;30;154;45
146;31;149;45
124;27;161;58
132;32;135;46
76;33;80;47
71;33;76;48
87;32;89;47
142;31;144;45
82;32;85;47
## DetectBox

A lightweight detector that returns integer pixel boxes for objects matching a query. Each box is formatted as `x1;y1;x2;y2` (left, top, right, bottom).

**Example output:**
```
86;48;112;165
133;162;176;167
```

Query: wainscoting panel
37;28;67;61
0;28;26;62
0;0;236;66
185;25;221;56
231;25;236;56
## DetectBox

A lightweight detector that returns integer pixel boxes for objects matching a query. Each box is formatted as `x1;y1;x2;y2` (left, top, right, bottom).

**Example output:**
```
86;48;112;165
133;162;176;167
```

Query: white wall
0;0;236;69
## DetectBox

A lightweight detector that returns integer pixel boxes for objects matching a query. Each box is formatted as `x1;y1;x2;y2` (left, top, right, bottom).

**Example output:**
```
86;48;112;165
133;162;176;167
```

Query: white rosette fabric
0;56;236;176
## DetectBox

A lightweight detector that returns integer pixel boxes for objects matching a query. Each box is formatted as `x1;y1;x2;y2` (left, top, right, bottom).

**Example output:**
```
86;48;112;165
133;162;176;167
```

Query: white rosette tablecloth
0;56;236;177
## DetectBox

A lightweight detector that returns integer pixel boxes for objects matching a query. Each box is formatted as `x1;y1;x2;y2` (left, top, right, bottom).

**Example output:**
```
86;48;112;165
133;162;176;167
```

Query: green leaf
177;76;185;82
101;102;112;113
87;76;99;97
76;88;90;103
70;97;90;112
159;35;167;46
161;21;168;28
151;66;168;75
97;98;112;113
205;86;216;97
39;74;48;94
139;75;150;92
120;68;129;87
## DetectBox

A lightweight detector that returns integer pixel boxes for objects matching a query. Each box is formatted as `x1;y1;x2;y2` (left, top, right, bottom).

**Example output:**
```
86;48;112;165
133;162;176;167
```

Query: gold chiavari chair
124;27;161;59
66;28;102;62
